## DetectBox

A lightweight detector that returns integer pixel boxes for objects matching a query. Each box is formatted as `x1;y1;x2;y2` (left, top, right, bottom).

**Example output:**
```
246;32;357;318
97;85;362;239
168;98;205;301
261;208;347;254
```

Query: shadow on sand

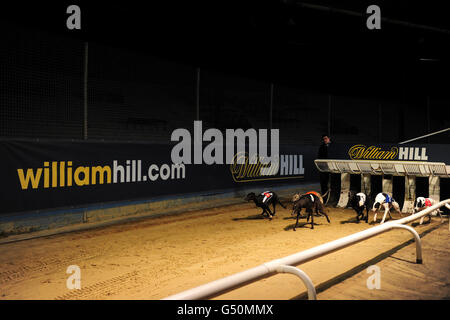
232;214;271;221
340;217;368;225
387;255;418;265
411;219;431;227
284;222;321;231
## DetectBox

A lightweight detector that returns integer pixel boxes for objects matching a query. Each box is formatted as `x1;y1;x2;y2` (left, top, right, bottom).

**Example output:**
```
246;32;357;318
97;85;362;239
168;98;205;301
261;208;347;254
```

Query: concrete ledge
0;183;320;243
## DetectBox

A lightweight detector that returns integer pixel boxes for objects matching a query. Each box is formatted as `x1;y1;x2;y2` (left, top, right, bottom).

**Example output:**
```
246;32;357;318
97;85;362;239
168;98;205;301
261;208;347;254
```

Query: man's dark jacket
317;142;331;159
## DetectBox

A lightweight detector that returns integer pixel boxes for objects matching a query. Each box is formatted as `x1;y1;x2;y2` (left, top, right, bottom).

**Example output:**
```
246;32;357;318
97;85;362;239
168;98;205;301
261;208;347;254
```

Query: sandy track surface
0;199;447;300
318;223;450;300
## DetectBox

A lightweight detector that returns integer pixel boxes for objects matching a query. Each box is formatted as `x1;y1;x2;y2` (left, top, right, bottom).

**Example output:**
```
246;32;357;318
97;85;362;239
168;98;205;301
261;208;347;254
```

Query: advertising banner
0;139;320;215
327;143;449;163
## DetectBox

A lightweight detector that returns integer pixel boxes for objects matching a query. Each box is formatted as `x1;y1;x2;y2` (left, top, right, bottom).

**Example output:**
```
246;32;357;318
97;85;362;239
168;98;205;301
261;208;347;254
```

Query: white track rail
163;199;450;300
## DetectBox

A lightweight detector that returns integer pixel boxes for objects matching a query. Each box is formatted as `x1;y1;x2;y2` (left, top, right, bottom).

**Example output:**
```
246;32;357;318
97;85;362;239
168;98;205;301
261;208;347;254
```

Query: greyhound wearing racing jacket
414;197;444;225
372;192;403;224
291;193;331;230
245;191;286;220
291;191;326;217
349;192;369;223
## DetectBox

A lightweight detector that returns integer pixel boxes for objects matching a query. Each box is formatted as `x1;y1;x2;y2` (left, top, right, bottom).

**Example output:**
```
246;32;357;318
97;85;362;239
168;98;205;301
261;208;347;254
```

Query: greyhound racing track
0;199;447;300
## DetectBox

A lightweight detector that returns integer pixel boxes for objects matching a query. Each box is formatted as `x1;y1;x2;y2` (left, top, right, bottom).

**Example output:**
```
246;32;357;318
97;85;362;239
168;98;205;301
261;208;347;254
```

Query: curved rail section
163;199;450;300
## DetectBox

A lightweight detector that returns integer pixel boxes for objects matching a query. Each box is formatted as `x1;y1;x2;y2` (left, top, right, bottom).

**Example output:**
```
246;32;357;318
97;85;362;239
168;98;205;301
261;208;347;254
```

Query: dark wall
0;22;84;139
2;23;450;145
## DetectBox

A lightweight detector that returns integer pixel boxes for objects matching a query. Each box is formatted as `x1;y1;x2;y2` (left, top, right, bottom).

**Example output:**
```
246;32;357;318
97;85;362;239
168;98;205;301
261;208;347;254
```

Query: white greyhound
371;192;402;224
413;197;444;225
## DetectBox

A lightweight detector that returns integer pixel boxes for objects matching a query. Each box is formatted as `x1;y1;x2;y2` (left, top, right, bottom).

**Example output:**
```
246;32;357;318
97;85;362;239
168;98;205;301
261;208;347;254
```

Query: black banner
327;143;450;163
0;139;320;215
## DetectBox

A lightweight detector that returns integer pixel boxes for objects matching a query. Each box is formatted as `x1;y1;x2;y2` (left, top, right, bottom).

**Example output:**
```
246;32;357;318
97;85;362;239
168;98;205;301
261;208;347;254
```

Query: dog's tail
322;189;330;197
278;199;287;209
318;190;329;203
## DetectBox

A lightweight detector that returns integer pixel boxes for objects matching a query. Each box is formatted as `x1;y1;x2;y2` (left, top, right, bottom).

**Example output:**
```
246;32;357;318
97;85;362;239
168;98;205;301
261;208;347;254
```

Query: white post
276;265;317;300
429;176;440;202
390;224;423;263
337;173;350;208
361;174;371;196
382;175;393;194
403;176;416;214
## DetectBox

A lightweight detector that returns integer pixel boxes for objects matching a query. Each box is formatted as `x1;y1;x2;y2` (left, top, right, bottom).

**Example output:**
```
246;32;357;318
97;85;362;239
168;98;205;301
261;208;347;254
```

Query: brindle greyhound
292;191;326;217
245;191;286;220
292;194;331;230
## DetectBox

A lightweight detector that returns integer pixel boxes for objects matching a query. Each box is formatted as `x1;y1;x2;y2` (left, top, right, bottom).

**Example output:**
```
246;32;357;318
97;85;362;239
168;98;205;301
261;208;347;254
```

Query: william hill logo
230;152;304;182
348;145;398;160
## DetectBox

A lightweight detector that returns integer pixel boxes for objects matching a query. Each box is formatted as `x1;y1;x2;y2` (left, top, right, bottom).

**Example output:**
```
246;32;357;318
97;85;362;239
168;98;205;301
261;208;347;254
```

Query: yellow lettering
91;166;112;185
74;166;90;186
17;168;43;190
67;161;72;186
44;162;50;188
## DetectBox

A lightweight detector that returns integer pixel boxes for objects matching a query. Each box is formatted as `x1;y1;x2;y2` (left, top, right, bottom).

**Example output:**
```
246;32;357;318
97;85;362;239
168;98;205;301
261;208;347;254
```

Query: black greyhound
349;192;369;223
292;194;331;230
244;191;286;220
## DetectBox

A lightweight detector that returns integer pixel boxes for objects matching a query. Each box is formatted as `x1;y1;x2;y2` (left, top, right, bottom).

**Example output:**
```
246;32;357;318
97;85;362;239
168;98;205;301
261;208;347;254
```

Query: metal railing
399;128;450;144
163;199;450;300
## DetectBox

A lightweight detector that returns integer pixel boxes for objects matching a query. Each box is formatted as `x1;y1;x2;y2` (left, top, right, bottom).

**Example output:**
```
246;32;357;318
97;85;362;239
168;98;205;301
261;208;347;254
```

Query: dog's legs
356;208;361;222
266;207;274;220
365;206;369;223
437;210;444;223
420;213;432;224
322;211;331;223
315;203;323;217
380;205;389;224
320;207;330;223
417;207;425;224
305;208;314;229
385;204;393;221
294;212;300;231
393;203;403;217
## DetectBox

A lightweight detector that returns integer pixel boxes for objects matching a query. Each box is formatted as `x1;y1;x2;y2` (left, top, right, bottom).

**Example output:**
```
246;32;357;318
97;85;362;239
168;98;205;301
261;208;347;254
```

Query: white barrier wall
403;176;416;213
337;173;350;208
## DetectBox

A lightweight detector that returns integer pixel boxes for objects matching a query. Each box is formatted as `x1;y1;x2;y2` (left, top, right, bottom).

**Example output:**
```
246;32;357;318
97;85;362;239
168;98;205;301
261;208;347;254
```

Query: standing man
317;134;332;198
